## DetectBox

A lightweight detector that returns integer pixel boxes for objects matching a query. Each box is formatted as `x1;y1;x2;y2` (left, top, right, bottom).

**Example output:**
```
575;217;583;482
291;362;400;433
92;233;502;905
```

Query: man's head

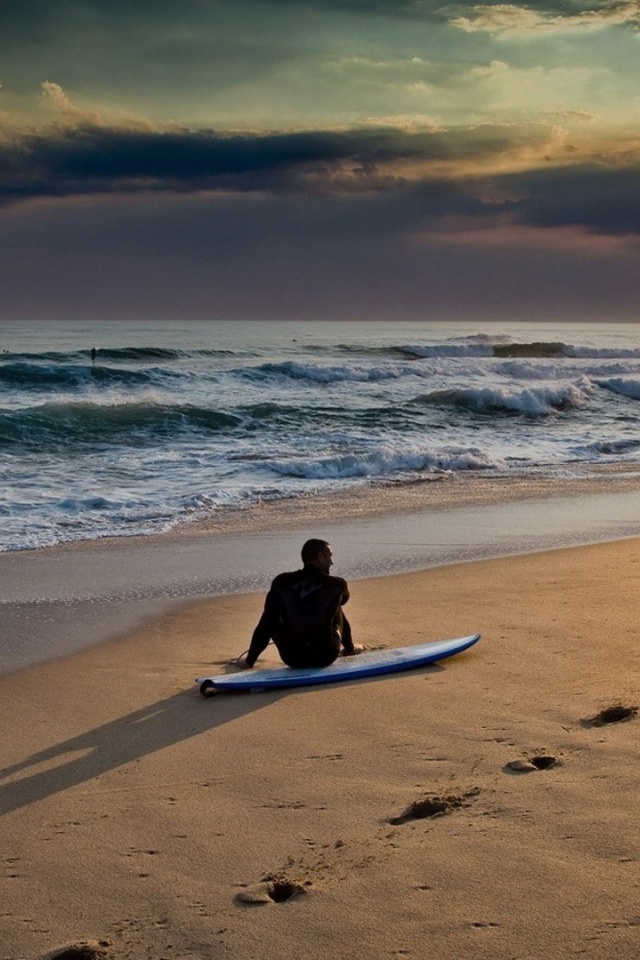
301;538;333;572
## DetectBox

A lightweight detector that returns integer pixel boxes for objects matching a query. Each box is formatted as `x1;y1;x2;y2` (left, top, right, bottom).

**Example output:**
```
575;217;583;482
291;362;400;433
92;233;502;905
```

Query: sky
1;0;639;323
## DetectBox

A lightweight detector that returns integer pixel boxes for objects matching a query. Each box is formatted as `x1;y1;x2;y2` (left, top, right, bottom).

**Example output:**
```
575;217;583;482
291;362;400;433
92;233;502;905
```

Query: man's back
271;567;348;647
246;562;352;668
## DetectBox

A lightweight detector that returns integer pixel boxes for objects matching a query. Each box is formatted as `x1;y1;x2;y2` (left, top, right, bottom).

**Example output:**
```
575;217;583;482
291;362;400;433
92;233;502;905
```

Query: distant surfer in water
240;539;363;669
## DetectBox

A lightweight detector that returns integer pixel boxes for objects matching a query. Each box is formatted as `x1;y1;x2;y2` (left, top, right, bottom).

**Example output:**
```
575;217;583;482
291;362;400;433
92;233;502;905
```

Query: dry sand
1;539;639;960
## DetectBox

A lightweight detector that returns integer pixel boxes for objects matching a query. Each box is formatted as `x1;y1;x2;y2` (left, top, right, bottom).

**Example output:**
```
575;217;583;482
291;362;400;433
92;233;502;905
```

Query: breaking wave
271;445;504;480
596;377;640;401
413;379;594;416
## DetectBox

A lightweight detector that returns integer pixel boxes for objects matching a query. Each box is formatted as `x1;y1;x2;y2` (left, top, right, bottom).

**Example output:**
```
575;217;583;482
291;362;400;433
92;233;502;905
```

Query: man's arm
338;582;363;656
340;611;356;654
242;580;281;667
339;612;363;655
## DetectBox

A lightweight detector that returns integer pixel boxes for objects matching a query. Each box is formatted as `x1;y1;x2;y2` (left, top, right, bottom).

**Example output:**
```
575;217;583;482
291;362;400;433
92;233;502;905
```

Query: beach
1;491;639;960
2;0;640;949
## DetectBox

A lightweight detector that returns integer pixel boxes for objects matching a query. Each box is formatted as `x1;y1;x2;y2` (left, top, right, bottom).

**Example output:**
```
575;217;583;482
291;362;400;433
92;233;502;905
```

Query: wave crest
0;361;177;391
0;400;240;448
414;379;593;416
270;445;504;480
241;360;404;384
596;377;640;401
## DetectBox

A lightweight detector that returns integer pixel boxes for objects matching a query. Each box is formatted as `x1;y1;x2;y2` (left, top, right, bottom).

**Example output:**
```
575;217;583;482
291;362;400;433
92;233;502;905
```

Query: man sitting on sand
240;539;363;669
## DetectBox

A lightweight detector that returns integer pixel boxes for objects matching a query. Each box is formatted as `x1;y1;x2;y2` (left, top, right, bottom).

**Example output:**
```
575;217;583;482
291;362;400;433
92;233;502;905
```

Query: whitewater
1;318;639;552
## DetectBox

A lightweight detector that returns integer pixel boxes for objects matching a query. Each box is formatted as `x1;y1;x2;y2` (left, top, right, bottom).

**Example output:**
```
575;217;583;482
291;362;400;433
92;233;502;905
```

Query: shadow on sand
0;662;448;818
0;686;283;817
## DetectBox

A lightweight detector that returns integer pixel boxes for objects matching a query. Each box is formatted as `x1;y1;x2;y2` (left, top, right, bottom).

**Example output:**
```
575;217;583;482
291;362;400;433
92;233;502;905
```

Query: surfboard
197;633;480;694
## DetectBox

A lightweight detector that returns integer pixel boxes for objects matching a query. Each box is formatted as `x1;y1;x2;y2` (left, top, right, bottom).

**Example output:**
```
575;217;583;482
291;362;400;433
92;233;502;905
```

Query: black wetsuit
246;564;354;669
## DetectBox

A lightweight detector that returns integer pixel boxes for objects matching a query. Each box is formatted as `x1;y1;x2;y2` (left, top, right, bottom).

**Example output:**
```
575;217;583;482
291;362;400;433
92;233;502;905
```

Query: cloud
449;0;640;36
0;112;581;204
0;1;638;323
2;109;640;239
0;123;396;202
2;1;638;136
39;81;156;132
504;164;640;235
40;81;104;124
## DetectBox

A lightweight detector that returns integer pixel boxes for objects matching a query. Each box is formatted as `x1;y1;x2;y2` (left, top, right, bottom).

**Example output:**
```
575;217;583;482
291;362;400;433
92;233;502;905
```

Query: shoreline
4;463;640;557
2;470;640;677
181;464;640;539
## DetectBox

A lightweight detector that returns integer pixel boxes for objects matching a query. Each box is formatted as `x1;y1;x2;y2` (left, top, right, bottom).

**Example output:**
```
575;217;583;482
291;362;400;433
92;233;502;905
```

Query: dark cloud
3;122;640;241
0;121;550;203
5;125;640;240
400;163;640;239
0;125;395;201
506;166;640;235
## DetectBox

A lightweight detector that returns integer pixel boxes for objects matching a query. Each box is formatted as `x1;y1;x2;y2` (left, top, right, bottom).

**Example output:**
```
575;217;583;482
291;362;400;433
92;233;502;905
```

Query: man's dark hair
301;538;330;564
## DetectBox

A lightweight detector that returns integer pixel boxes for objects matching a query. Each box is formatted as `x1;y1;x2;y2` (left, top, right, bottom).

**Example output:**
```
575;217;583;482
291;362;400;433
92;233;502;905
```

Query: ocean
1;318;639;553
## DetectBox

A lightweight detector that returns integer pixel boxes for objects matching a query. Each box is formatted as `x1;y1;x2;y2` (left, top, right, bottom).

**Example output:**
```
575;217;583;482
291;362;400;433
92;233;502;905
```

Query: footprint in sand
506;755;558;773
583;704;638;727
45;941;111;960
235;875;308;905
388;787;480;825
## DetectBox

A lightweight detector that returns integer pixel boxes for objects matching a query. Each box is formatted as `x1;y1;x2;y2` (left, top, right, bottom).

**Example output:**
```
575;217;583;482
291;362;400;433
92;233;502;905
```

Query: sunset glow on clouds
1;0;639;321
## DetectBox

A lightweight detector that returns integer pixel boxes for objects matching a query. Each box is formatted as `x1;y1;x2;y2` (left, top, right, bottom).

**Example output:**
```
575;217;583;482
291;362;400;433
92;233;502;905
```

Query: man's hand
343;644;365;656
